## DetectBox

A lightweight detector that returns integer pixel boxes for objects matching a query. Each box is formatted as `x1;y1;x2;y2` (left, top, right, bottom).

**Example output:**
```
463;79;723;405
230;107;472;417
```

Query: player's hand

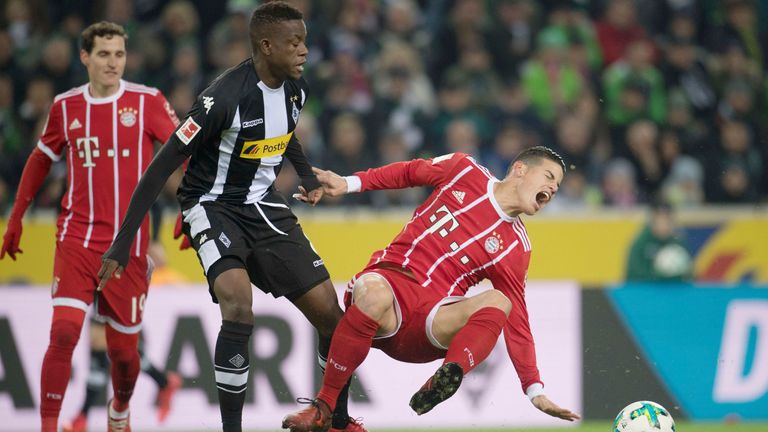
0;217;23;261
531;395;580;421
293;185;324;206
173;212;191;250
97;258;124;291
311;167;348;197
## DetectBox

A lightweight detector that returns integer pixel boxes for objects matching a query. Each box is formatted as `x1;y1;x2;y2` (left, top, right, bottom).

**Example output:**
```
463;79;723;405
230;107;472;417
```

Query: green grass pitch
354;422;768;432
237;422;768;432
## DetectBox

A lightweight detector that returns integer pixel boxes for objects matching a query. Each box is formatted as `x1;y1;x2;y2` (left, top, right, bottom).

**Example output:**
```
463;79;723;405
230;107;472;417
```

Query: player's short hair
511;146;567;174
249;1;304;47
80;21;127;54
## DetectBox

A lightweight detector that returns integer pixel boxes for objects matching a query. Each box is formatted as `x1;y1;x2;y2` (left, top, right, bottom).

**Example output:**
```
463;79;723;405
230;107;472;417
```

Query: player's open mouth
297;64;305;72
536;191;550;205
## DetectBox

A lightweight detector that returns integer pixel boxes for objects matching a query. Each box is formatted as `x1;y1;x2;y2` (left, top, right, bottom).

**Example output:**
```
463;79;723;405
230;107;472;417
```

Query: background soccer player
284;147;580;432
0;21;179;431
97;3;362;432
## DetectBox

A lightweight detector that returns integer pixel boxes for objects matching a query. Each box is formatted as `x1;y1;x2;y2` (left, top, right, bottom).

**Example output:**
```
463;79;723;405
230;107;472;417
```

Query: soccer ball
613;401;676;432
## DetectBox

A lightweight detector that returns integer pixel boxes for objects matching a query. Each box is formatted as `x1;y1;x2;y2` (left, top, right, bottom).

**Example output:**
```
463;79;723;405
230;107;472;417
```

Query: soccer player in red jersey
283;147;580;431
0;22;179;432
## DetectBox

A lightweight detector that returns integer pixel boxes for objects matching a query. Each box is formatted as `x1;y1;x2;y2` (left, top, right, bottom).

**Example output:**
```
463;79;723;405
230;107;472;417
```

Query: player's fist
0;217;23;261
173;212;191;250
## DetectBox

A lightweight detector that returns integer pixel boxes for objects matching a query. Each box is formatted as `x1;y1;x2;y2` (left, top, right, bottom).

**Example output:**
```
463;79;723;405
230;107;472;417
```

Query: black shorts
181;192;330;303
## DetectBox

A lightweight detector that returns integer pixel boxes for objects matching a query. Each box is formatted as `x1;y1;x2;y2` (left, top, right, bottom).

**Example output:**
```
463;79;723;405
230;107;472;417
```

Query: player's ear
80;49;89;67
513;161;527;177
259;38;272;56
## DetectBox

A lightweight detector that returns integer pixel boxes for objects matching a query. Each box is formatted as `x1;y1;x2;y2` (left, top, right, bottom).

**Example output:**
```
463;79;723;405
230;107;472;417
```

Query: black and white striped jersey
172;58;309;209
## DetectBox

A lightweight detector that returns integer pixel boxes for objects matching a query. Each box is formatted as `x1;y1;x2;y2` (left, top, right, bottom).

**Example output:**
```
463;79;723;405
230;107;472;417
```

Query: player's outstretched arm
292;167;347;203
531;395;581;421
312;167;348;196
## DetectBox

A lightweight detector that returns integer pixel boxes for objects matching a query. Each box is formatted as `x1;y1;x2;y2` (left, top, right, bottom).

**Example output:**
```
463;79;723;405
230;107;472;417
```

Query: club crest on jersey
291;102;299;123
119;107;137;127
240;132;291;159
176;117;201;145
484;232;504;254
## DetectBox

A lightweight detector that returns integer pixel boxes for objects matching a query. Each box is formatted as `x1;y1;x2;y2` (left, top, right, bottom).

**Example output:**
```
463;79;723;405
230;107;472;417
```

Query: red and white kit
40;80;178;328
348;152;542;393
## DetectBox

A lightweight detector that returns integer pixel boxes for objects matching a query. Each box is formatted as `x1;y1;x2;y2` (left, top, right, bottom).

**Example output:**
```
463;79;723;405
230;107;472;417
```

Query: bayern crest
485;236;500;253
484;232;505;254
119;107;138;127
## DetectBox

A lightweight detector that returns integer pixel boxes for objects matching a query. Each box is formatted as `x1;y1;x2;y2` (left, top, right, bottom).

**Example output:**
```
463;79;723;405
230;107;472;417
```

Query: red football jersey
37;80;179;256
354;152;543;393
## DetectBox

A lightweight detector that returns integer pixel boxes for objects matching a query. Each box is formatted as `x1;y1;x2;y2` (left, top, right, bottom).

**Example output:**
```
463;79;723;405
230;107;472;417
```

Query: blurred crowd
1;0;768;214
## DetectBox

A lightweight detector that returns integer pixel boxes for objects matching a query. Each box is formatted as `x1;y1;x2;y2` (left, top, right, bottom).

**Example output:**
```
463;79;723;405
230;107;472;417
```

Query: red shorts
345;267;464;364
52;241;148;333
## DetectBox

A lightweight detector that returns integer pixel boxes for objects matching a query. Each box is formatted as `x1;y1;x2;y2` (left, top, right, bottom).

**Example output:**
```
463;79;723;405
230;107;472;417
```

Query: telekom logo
76;137;99;167
428;205;459;238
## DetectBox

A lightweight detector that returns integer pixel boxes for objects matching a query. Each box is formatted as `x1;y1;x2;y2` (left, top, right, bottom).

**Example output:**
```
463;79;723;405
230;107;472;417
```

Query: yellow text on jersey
240;132;292;159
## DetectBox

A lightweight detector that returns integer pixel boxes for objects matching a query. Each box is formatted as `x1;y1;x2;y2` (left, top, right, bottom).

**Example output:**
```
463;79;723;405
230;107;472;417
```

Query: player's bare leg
212;267;255;432
410;290;511;415
283;274;396;432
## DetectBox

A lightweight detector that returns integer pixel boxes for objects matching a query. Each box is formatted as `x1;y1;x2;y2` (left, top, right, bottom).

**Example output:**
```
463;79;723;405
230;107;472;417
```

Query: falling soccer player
283;147;581;431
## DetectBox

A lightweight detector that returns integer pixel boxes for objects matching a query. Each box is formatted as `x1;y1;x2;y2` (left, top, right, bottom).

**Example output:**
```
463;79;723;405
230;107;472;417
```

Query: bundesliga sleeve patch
176;117;201;145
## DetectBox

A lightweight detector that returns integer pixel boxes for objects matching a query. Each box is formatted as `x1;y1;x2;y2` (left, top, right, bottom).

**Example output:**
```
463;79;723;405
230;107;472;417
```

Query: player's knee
482;290;512;315
214;279;254;324
106;331;139;364
49;319;82;351
353;277;394;319
107;346;138;365
219;301;254;324
313;309;342;338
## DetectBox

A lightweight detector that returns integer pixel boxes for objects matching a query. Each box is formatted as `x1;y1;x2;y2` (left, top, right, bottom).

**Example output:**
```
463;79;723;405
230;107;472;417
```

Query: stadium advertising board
0;282;580;431
4;214;768;286
609;284;768;421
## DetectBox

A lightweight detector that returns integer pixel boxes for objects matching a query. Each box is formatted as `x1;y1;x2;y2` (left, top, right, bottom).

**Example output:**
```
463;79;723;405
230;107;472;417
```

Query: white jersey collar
83;79;125;104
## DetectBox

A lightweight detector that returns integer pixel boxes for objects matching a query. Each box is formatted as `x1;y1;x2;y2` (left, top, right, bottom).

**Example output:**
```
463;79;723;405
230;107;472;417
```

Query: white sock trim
109;401;130;419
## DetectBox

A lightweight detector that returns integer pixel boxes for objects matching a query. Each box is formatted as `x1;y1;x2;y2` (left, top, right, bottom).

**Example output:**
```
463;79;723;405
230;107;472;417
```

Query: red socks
314;305;505;412
40;307;85;431
105;326;140;412
317;305;380;410
444;307;506;374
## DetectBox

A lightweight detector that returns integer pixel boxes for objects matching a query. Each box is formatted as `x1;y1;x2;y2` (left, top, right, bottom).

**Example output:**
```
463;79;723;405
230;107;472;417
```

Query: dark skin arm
285;134;323;205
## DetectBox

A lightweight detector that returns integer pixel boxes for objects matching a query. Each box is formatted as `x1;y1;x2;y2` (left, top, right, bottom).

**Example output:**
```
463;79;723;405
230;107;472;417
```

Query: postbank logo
240;132;292;159
689;220;768;283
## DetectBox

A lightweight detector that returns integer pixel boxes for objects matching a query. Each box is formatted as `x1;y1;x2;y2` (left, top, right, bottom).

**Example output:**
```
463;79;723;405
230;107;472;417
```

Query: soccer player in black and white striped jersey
97;3;362;431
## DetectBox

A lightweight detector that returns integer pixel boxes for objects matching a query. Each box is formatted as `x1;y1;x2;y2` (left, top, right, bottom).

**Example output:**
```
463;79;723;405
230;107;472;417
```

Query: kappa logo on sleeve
203;96;215;114
176;117;201;145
